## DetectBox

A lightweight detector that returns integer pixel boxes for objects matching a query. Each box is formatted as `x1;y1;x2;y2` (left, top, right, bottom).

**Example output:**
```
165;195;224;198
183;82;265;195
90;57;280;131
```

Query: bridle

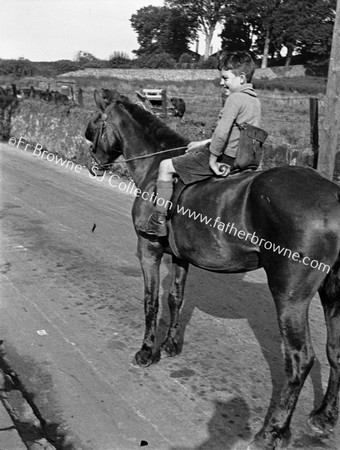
88;110;122;171
88;105;188;173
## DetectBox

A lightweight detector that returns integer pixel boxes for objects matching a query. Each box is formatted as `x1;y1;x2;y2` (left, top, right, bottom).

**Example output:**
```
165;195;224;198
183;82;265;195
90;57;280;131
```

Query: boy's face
220;69;245;93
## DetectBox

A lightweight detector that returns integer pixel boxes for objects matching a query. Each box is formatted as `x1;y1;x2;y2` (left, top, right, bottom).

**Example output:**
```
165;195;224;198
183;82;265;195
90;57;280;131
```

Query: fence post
77;88;84;107
161;89;167;117
309;97;319;168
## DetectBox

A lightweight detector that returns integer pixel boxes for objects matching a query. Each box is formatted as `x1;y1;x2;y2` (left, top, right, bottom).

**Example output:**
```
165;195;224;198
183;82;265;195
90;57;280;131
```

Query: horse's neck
120;121;160;187
116;103;188;187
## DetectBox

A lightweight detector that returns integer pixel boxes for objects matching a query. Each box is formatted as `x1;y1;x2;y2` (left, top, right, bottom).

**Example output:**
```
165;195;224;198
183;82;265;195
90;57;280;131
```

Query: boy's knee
159;158;174;176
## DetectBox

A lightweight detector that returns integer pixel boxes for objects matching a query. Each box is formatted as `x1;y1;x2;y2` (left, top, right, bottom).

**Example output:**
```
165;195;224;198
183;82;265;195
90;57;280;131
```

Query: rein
90;145;188;170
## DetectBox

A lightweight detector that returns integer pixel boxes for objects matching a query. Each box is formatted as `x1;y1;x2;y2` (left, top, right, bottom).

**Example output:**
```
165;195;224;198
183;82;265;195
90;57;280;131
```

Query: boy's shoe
145;212;168;237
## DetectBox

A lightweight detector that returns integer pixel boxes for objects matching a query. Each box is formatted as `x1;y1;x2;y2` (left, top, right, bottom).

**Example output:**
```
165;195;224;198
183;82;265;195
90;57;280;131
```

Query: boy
145;51;261;237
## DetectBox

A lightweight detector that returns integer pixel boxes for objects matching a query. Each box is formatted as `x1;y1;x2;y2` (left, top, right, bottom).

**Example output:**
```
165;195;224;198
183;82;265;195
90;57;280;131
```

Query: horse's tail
319;251;340;308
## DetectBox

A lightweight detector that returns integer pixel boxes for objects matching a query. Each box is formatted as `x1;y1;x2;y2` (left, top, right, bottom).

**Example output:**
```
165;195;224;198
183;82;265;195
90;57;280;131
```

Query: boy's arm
209;97;239;157
186;138;211;153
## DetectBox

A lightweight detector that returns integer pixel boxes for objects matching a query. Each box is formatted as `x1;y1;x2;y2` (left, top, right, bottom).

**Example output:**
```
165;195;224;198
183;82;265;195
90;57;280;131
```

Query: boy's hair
218;51;256;82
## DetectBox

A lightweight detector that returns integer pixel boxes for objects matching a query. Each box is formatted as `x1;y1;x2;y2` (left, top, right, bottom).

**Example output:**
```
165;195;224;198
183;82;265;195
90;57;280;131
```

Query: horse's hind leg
249;270;319;449
161;256;189;357
308;262;340;435
135;236;164;367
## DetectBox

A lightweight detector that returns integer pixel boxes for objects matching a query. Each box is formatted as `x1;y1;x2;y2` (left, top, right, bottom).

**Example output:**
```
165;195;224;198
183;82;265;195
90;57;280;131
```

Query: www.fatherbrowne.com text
9;136;330;274
90;167;330;274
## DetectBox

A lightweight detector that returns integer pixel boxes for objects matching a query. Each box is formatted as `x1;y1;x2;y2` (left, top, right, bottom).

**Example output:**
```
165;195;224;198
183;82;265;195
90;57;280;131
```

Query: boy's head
218;51;256;83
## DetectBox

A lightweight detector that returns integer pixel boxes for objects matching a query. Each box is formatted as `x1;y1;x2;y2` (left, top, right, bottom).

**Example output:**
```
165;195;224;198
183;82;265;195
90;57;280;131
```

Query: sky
0;0;221;62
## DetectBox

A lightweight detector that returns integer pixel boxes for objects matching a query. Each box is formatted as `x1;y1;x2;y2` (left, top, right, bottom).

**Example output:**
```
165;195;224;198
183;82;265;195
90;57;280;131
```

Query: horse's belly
179;249;260;272
171;220;261;272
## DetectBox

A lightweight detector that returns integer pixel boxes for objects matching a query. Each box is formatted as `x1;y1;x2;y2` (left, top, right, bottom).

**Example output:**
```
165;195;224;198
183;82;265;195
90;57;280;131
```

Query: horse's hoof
246;439;287;450
307;414;335;436
246;441;263;450
248;429;291;450
135;348;160;367
161;338;181;358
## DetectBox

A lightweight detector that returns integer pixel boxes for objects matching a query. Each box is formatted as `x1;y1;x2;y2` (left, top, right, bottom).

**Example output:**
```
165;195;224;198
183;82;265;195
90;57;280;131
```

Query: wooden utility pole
309;97;319;168
317;0;340;180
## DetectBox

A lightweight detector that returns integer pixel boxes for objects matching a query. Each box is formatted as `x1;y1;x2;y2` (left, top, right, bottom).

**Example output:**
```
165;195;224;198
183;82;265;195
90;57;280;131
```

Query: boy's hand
209;154;230;177
186;139;211;153
210;162;230;177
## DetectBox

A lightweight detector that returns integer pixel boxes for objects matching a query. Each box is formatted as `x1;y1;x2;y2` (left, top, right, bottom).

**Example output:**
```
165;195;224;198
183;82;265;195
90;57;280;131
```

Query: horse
85;89;340;450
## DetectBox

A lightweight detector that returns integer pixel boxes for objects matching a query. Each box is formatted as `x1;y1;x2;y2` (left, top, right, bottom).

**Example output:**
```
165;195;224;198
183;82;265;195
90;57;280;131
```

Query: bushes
52;60;81;75
108;57;132;69
178;53;193;64
135;52;177;69
196;56;219;69
253;76;327;96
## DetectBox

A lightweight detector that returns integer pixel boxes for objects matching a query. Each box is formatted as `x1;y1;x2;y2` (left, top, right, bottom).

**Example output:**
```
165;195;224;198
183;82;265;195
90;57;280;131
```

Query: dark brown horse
85;90;340;450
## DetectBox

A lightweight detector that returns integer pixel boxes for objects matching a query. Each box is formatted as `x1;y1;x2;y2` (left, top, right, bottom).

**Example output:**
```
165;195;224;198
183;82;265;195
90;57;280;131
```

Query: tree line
0;0;335;77
130;0;336;69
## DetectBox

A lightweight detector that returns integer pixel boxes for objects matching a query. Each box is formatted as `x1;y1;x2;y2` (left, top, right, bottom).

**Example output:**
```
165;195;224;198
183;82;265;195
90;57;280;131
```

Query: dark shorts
172;147;235;185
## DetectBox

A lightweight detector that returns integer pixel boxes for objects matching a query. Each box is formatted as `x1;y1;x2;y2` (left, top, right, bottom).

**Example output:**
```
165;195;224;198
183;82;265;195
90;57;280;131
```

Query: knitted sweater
210;84;261;158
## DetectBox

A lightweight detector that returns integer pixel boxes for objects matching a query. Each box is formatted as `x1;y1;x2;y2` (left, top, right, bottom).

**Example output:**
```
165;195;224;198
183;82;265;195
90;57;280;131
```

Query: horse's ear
94;89;106;111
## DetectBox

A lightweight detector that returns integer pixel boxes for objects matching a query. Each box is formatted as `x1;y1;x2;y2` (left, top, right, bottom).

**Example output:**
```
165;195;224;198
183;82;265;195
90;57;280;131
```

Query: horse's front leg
161;256;189;358
135;235;164;367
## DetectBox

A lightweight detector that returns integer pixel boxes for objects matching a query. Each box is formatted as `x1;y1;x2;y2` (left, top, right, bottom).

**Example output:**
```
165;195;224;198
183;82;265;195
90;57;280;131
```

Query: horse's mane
114;95;190;150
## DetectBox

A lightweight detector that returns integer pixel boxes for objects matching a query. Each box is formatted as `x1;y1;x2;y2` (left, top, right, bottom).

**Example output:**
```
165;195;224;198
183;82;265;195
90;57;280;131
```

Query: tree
130;6;197;60
274;0;336;67
217;0;282;67
220;14;254;53
166;0;229;59
220;0;335;68
239;0;281;68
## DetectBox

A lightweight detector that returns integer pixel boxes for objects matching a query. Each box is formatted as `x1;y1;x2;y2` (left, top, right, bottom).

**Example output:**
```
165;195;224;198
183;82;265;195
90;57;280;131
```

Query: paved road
0;142;339;450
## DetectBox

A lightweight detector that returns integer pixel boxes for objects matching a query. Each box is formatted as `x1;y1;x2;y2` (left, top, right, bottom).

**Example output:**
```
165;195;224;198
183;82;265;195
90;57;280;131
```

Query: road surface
0;142;339;449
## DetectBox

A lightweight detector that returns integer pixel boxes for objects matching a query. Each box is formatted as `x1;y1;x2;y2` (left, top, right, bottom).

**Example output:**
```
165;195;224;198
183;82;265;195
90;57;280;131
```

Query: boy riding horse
143;51;262;237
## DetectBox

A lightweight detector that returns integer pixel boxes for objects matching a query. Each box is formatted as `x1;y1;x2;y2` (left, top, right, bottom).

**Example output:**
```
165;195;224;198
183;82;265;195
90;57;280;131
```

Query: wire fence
3;80;337;177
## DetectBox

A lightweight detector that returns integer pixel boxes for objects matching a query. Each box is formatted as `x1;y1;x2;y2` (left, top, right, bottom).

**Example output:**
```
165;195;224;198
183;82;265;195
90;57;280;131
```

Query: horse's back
249;166;340;240
251;165;340;208
170;166;340;271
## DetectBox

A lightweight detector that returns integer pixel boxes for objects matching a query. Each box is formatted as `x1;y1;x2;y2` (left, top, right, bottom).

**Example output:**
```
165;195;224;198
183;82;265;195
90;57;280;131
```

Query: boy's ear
240;72;246;84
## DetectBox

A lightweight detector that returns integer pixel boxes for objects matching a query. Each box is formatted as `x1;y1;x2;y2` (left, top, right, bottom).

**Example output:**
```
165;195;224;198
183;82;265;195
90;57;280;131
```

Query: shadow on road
0;342;77;450
158;263;325;448
170;397;252;450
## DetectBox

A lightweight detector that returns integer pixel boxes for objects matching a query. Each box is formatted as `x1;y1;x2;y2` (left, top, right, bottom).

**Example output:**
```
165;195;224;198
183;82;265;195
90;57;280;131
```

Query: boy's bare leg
146;159;176;236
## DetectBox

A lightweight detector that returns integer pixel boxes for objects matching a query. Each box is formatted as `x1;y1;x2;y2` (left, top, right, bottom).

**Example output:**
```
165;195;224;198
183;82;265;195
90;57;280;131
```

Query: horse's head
85;88;189;179
85;89;126;175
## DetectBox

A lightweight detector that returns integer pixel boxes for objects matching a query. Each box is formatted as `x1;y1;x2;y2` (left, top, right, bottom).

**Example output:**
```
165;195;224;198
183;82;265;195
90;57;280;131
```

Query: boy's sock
155;180;173;214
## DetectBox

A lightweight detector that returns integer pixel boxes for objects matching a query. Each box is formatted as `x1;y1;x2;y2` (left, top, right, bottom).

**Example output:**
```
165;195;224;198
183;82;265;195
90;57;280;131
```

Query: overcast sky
0;0;221;61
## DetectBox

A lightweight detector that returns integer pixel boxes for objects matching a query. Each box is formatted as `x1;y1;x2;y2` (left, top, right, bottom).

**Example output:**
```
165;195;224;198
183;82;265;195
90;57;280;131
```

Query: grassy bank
10;100;92;165
6;74;339;181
